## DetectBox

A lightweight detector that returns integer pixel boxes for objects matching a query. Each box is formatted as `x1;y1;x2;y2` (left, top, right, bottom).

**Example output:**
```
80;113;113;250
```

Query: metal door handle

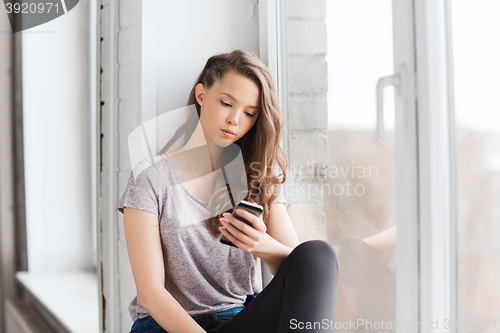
376;73;401;139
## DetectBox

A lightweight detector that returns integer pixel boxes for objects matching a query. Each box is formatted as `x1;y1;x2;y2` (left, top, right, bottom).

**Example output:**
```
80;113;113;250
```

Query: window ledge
16;271;99;333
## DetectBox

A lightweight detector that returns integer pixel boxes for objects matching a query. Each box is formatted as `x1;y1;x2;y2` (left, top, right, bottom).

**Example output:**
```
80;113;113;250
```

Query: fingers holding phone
219;200;266;252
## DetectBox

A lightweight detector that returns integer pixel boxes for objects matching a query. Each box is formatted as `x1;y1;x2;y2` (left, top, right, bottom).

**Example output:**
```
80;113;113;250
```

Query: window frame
1;1;101;332
268;0;458;329
413;0;457;329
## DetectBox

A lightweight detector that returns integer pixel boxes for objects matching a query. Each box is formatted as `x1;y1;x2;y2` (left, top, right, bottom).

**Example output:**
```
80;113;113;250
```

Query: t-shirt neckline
161;154;209;207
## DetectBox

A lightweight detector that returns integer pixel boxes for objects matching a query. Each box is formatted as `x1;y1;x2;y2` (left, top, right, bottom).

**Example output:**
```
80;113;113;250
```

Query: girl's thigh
130;314;234;332
208;240;338;333
130;316;166;333
207;270;286;333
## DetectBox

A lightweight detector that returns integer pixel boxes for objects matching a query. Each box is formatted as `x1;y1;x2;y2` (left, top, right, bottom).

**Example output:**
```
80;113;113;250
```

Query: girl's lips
221;129;235;138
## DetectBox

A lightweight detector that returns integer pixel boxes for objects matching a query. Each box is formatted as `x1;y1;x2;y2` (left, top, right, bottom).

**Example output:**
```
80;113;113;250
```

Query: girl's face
195;71;260;146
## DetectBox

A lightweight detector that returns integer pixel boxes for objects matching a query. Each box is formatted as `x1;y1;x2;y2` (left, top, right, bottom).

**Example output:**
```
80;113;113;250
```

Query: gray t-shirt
117;154;287;322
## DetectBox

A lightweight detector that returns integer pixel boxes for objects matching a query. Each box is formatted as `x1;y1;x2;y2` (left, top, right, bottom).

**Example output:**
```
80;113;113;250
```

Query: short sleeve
117;163;161;216
272;184;287;206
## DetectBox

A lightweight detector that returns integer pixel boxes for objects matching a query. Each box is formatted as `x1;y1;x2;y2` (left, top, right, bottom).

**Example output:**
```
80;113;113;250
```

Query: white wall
22;1;93;272
155;1;259;120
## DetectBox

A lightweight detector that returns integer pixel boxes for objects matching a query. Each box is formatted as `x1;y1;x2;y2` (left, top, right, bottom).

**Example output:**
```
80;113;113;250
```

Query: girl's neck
169;121;224;172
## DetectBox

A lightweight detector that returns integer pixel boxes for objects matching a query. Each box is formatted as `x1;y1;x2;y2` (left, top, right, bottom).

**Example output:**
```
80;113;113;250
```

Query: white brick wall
288;97;328;130
289;132;329;169
99;0;142;330
284;0;328;241
117;25;139;65
119;0;141;28
288;56;328;95
117;0;143;331
288;22;327;54
287;0;326;19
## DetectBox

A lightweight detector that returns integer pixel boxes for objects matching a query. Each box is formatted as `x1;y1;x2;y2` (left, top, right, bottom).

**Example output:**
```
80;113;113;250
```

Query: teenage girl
118;50;338;333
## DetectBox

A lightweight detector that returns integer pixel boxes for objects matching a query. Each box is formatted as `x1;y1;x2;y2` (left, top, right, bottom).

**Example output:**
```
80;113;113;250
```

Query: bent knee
295;239;336;258
292;240;338;275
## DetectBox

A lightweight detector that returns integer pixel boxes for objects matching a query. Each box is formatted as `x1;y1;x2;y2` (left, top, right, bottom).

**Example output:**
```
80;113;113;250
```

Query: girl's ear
195;83;206;106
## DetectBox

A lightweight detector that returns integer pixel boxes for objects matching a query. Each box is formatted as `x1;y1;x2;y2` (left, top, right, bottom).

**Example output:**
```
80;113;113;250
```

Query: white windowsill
16;271;99;333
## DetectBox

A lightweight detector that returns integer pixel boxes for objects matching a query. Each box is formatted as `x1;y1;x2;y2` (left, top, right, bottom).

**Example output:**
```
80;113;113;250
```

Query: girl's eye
221;100;232;107
245;112;255;117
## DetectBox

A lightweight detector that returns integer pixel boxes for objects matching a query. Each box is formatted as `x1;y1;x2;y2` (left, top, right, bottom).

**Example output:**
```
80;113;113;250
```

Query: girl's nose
227;110;240;126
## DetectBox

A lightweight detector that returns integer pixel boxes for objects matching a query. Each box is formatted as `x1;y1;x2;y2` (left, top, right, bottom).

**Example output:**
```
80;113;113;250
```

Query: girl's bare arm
258;202;300;275
123;207;205;333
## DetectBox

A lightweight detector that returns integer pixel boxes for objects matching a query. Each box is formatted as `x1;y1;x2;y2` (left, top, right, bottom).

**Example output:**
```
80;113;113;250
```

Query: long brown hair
160;50;287;238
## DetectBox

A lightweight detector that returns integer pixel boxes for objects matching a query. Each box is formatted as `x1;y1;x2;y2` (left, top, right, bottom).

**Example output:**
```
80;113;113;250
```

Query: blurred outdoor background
320;1;500;332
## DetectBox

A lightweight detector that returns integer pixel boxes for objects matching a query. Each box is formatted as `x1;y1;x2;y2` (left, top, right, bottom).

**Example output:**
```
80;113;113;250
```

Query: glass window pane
282;0;397;329
451;1;500;332
326;1;396;330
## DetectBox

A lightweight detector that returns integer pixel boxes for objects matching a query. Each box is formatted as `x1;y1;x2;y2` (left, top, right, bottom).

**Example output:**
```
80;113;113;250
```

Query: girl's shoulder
118;155;169;216
128;155;171;191
131;154;167;178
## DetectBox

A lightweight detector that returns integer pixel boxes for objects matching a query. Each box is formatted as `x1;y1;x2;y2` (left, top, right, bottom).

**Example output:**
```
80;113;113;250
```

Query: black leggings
206;239;339;333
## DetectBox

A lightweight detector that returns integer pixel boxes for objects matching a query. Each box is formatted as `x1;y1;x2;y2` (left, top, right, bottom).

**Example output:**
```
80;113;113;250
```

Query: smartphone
220;200;264;247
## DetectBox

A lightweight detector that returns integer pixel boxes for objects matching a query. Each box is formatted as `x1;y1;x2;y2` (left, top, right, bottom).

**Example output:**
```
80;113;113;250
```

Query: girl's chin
210;140;233;148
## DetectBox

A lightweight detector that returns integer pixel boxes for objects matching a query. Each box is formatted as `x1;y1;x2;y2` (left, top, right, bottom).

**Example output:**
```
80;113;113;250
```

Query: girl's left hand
219;209;267;253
